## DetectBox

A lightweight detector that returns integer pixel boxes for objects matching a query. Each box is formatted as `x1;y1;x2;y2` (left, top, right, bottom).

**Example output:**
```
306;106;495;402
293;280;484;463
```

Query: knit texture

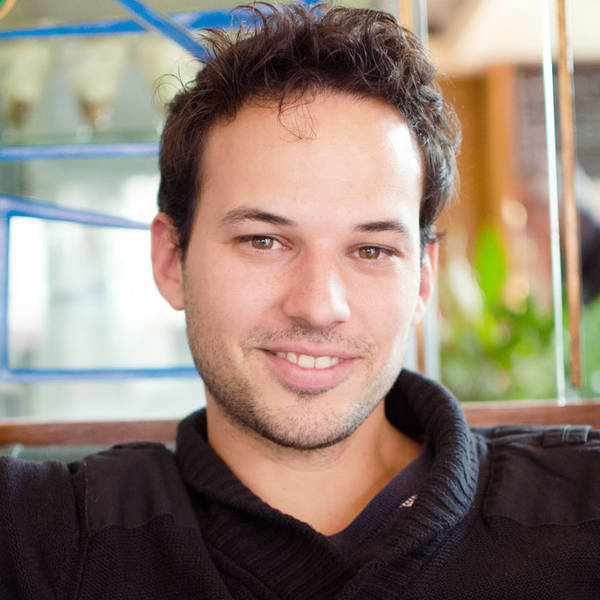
1;370;599;599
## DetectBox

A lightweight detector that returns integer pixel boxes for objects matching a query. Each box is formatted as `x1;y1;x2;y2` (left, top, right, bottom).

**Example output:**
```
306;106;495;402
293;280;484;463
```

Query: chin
227;390;377;451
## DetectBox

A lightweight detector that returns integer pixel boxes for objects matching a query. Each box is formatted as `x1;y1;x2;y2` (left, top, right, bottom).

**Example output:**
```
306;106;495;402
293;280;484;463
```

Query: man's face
154;92;434;450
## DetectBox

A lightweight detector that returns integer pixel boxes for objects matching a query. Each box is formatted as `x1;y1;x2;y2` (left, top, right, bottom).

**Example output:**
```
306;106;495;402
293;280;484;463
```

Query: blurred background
0;0;598;420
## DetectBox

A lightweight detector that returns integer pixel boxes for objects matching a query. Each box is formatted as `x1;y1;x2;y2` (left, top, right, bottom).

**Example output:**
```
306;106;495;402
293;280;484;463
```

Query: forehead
198;92;423;229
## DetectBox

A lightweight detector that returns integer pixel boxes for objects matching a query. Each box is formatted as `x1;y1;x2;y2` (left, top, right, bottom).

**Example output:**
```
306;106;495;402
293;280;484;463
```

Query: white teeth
297;354;315;368
274;351;343;369
315;356;333;369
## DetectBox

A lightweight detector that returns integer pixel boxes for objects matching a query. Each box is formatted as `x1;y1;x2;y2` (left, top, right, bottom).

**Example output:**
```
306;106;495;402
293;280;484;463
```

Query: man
2;4;599;599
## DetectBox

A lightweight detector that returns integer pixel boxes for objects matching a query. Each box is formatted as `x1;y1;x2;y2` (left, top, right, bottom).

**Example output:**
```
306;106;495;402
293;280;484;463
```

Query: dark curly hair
158;2;460;255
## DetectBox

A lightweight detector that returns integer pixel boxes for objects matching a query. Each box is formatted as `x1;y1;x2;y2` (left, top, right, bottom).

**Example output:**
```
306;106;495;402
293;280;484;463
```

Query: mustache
244;324;375;356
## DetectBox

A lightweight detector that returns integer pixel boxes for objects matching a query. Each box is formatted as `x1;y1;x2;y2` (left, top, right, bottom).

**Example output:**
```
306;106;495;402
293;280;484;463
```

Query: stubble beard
184;300;405;451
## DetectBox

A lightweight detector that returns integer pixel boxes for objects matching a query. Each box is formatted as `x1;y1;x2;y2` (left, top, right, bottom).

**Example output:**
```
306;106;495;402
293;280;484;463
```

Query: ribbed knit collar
380;370;480;555
177;369;478;535
175;370;481;597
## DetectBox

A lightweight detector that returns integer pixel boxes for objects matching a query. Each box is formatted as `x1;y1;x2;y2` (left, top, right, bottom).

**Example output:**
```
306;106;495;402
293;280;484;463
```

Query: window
0;0;598;430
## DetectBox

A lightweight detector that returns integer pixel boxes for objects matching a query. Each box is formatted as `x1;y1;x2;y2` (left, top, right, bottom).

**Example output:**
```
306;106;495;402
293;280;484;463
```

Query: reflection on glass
0;32;199;143
0;378;205;421
573;66;600;399
1;0;598;420
429;1;600;401
9;218;192;370
23;157;160;220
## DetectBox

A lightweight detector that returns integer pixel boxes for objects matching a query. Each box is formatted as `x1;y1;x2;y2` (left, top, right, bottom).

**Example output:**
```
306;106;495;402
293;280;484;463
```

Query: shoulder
73;442;197;534
472;424;600;526
0;455;76;530
0;454;76;532
0;456;78;597
0;451;73;493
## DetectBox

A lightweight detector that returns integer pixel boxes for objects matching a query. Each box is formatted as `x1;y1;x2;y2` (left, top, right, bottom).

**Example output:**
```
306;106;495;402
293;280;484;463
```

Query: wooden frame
463;401;600;429
1;402;598;446
0;419;179;446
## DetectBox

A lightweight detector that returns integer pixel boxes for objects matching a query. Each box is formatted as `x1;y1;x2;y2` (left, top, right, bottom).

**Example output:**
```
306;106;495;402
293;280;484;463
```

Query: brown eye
358;246;381;259
251;237;274;250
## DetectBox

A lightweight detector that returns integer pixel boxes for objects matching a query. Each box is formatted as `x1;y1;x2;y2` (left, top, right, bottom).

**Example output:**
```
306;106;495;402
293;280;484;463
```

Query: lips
261;348;356;390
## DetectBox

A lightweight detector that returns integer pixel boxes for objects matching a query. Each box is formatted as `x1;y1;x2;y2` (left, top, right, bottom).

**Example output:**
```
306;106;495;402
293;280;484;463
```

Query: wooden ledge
462;400;600;428
0;419;179;446
0;401;599;446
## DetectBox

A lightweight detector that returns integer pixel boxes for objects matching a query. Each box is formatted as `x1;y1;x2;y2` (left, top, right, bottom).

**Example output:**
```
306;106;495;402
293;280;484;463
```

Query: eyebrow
220;206;410;237
353;220;411;236
220;207;296;227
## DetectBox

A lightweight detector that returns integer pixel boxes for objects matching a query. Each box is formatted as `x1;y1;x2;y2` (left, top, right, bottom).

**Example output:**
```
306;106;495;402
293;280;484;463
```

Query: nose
281;251;351;329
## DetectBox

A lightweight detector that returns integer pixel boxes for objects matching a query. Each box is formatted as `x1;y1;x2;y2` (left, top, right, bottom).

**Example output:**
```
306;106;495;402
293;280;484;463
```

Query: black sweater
1;370;600;599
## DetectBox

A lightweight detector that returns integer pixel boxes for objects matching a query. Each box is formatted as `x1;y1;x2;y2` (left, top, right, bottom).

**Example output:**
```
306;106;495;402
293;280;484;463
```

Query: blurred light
63;37;128;130
591;370;600;394
502;198;528;230
121;173;159;223
446;256;483;315
504;274;530;312
8;217;48;339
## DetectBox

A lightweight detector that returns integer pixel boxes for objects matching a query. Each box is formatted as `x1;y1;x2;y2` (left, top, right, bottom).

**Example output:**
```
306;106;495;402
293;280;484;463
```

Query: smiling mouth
267;351;344;370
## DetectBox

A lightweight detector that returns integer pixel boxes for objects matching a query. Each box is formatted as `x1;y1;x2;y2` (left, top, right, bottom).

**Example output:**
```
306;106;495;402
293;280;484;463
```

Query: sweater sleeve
0;456;79;600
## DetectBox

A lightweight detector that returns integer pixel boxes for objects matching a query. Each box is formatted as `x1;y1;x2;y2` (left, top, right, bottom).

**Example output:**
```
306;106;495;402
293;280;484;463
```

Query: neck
206;400;421;535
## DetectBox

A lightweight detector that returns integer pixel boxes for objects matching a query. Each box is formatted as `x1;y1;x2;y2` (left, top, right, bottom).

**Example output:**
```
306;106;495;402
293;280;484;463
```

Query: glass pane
574;66;600;399
0;378;205;420
1;0;597;421
0;32;200;143
8;217;192;370
0;3;132;30
0;0;240;31
429;1;559;401
19;157;160;219
430;0;600;402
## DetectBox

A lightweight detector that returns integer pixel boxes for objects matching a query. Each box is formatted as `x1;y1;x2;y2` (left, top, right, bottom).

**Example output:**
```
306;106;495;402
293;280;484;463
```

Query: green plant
440;224;556;401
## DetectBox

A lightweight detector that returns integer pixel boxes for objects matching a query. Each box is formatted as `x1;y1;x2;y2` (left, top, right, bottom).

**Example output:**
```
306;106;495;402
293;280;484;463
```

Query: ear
151;213;185;310
412;241;438;325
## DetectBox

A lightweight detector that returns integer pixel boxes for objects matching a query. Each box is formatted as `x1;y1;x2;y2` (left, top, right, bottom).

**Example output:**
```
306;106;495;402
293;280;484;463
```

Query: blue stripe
0;19;146;39
0;3;313;40
0;195;148;229
0;366;198;383
0;143;159;162
114;0;206;58
0;9;233;40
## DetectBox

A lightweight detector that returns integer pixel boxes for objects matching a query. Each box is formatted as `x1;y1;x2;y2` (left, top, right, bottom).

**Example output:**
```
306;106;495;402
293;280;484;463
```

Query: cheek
189;253;281;333
353;272;420;344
